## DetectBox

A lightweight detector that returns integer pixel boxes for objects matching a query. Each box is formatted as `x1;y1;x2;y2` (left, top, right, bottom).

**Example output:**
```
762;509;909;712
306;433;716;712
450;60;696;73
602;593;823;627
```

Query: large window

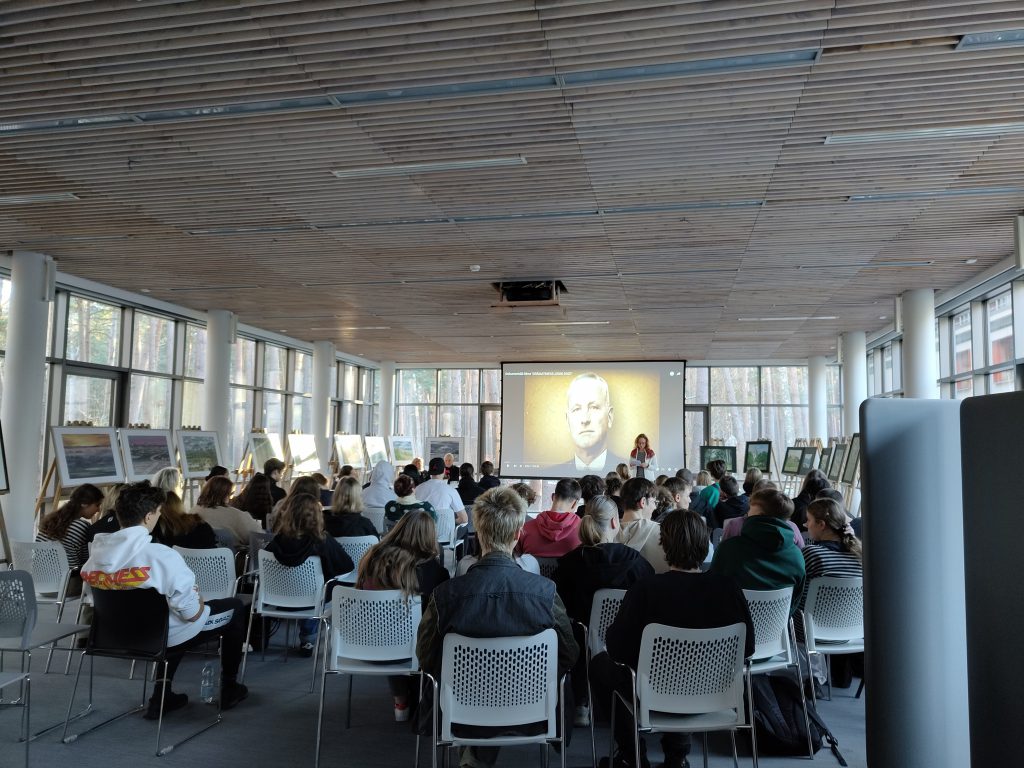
939;285;1021;399
66;297;121;366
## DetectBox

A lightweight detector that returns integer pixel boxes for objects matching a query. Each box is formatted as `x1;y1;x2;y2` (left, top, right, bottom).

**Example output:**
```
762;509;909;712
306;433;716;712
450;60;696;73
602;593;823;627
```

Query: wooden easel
34;458;62;529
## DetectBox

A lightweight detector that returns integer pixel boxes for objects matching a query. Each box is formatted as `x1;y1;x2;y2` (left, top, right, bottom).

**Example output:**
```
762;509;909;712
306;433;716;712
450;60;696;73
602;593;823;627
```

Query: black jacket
324;512;379;539
479;475;501;490
456;478;485;505
152;520;218;550
552;543;655;625
607;571;755;668
791;491;814;531
711;496;749;530
267;534;354;581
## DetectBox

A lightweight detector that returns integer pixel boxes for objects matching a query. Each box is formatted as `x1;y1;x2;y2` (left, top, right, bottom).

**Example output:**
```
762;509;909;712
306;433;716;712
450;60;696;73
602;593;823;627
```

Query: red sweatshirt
519;510;582;558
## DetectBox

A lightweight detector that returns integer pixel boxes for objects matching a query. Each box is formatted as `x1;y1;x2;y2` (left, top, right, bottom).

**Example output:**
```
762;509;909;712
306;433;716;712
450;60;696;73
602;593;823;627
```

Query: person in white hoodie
362;460;398;509
80;483;249;719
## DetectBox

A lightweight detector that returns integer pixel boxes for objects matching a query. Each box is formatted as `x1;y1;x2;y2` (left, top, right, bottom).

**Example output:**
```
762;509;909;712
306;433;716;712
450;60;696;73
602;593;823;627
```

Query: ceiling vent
491;280;566;308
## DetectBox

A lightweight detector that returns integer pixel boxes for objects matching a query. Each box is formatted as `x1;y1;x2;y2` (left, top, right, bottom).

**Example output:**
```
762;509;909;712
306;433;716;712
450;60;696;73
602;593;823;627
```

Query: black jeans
589;652;690;761
165;598;246;684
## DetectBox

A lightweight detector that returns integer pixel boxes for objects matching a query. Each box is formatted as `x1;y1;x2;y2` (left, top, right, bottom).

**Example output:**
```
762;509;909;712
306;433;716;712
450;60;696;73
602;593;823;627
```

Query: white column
808;356;828;444
1;251;52;544
203;310;233;461
841;331;867;434
902;288;940;399
312;341;335;473
378;361;395;436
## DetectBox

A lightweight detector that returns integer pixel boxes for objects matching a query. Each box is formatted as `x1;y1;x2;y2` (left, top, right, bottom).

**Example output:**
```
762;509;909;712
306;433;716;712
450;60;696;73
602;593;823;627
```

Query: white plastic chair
241;551;326;691
11;541;81;673
174;547;237;601
364;506;386;533
335;536;378;571
803;577;864;701
427;629;566;768
579;589;626;766
612;623;756;768
744;588;813;756
314;588;421;767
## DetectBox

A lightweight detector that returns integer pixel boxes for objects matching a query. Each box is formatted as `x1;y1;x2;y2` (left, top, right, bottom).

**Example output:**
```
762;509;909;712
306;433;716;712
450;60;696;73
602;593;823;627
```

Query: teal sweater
710;516;806;615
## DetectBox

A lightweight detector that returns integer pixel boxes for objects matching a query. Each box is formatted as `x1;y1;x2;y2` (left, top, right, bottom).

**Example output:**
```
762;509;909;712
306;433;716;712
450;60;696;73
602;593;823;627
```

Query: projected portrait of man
549;372;626;474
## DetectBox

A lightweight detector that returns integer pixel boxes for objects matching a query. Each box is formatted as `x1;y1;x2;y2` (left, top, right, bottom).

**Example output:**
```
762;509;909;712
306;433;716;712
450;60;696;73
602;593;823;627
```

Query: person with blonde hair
552;495;654;727
268;493;354;657
357;511;449;721
325;475;378;537
150;467;217;549
417;487;579;768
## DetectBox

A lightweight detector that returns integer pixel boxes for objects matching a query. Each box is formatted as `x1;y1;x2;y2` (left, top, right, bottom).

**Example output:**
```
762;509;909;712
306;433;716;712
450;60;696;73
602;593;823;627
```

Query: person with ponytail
552;495;654;728
357;510;449;722
796;497;863;637
37;483;104;571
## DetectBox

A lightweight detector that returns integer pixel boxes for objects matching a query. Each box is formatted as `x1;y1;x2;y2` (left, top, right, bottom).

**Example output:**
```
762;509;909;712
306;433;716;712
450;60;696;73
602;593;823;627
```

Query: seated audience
402;463;423;487
443;453;458;483
478;460;501;490
312;472;333;507
711;475;748;530
519;478;583;558
741;468;763;502
658;476;692;519
615;463;631;484
615;477;668;573
363;460;398;509
357;510;449;721
151;467;217;549
579;474;607;505
711;488;806;614
791;469;831;531
721;478;805;548
204;465;229;482
385;474;436;528
193;476;262;547
456;462;485;505
510;482;538;509
553;495;654;727
415;457;466;543
674;468;698;508
654;474;668;486
325;476;379;538
232;472;275;526
82;483;126;562
264;458;287;504
411;457;428;483
651;486;676;524
798;497;863;622
268;493;354;656
37;483;104;572
605;476;624;516
81;483;249;717
591;510;755;768
690;459;727;524
416;487;579;768
267;475;321;531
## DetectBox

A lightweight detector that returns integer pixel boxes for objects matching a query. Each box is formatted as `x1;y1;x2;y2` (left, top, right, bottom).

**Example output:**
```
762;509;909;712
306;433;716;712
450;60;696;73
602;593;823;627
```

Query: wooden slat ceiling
2;0;1023;362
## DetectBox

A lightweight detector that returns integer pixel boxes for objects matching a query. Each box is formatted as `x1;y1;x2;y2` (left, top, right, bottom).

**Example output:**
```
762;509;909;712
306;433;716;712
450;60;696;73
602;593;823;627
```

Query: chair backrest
89;587;169;660
440;629;558;742
12;541;71;595
804;576;864;648
256;549;324;610
248;530;273;554
587;588;626;656
435;508;455;545
335;536;378;569
636;623;747;728
535;557;559;579
743;588;794;661
0;571;37;648
329;587;420;667
211;527;237;549
364;507;386;533
175;546;236;600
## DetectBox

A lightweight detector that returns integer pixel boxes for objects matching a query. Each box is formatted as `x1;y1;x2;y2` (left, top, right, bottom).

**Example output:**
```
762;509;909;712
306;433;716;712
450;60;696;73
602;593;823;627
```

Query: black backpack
751;675;847;766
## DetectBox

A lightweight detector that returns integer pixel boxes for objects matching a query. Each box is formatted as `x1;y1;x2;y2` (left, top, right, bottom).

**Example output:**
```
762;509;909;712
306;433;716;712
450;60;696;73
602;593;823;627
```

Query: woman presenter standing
629;434;655;479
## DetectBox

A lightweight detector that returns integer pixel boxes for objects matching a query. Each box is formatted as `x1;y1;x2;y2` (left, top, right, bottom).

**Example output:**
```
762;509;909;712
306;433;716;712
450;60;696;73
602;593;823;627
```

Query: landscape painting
782;447;803;475
364;435;389;468
334;434;365;468
841;433;862;485
698;445;736;474
388;435;416;465
828;443;847;482
250;433;284;472
287;433;320;474
743;441;771;473
818;447;832;471
53;427;125;487
120;429;175;482
178;431;222;479
427;436;464;463
798;447;818;475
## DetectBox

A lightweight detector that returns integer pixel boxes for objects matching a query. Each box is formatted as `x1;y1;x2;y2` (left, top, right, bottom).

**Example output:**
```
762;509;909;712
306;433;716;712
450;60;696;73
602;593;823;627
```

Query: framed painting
388;435;416;466
249;433;284;472
286;433;320;474
827;443;847;483
782;447;803;475
52;427;125;487
363;436;389;468
699;445;736;474
818;447;832;471
743;441;771;473
841;433;862;485
119;429;175;482
334;434;365;469
426;436;465;464
177;431;224;479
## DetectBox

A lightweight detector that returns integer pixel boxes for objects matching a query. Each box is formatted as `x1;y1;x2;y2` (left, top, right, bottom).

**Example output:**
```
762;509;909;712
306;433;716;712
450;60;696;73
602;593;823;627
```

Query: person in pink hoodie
518;478;583;557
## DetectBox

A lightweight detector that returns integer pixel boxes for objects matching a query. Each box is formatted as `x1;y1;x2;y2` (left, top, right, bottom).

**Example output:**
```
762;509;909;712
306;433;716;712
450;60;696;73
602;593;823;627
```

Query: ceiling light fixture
965;258;979;264
166;284;261;292
797;260;934;269
188;224;314;235
736;316;838;322
331;157;526;179
956;29;1024;50
825;121;1024;144
519;321;611;326
0;192;79;204
849;187;1024;202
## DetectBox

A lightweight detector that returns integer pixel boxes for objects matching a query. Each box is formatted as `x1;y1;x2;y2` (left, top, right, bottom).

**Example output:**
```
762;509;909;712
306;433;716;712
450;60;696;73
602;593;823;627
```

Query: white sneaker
394;703;410;722
573;704;591;727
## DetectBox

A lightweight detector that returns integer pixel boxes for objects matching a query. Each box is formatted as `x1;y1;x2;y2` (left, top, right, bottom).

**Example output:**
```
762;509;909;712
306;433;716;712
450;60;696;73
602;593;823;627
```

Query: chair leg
345;675;354;729
608;691;617;768
61;651;88;743
729;731;737;768
240;604;258;683
855;678;865;699
824;655;833;701
314;668;329;768
585;648;596;768
22;673;30;767
745;671;759;768
431;679;440;768
309;617;324;694
559;675;567;768
154;662;169;756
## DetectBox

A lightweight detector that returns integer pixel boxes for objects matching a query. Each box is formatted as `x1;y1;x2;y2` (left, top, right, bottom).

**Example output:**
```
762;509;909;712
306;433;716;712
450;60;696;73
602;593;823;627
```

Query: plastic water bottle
200;662;215;704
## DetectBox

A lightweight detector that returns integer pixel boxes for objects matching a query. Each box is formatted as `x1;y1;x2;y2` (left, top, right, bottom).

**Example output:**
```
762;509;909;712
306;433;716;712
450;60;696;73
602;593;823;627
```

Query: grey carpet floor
1;621;865;768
